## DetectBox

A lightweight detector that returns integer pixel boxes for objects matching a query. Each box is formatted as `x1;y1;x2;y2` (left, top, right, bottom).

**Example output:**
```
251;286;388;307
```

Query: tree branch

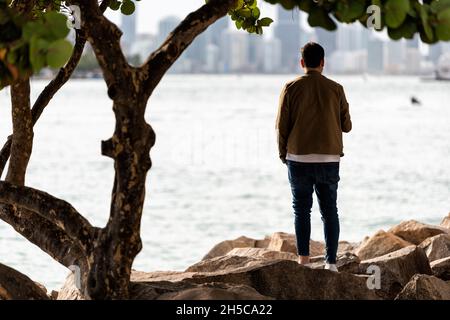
140;0;237;98
0;204;87;269
5;79;33;186
0;182;95;252
0;30;87;179
71;0;132;97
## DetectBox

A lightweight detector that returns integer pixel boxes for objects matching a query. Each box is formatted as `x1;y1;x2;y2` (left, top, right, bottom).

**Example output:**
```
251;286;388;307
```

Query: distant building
406;34;420;49
263;37;282;73
247;34;265;72
157;16;181;45
384;40;406;74
327;24;369;74
220;30;249;72
329;50;367;74
405;47;423;74
129;33;157;63
274;6;301;73
158;16;190;73
204;43;220;73
367;35;384;74
315;28;337;59
121;13;137;55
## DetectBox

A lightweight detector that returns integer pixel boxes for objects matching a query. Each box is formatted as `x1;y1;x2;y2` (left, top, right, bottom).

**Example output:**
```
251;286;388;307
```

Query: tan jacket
276;70;352;161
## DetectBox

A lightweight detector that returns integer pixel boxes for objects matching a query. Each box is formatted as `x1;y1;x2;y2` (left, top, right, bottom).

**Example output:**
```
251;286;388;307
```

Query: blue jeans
287;161;340;264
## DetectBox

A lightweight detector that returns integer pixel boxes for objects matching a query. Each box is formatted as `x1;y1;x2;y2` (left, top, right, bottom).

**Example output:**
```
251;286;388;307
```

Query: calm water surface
0;75;449;289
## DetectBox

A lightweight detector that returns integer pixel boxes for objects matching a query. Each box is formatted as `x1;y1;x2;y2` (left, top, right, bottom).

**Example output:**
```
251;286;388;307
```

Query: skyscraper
220;30;249;72
157;16;181;46
121;13;137;55
367;35;385;74
274;6;301;73
315;27;337;59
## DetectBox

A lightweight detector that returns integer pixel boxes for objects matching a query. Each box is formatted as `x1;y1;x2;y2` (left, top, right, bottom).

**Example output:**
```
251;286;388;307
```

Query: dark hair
301;42;325;68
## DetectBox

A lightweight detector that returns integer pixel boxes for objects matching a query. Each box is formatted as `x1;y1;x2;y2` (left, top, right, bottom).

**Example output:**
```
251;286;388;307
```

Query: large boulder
395;274;450;300
388;220;449;245
441;213;450;229
226;247;298;261
58;272;272;300
359;246;432;299
430;257;450;280
202;236;258;260
152;258;380;300
203;232;330;260
0;263;49;300
419;233;450;262
266;232;325;256
186;255;263;273
156;282;273;300
355;230;413;260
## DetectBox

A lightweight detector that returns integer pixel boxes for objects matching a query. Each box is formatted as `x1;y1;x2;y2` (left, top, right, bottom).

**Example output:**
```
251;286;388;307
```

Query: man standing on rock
276;42;352;272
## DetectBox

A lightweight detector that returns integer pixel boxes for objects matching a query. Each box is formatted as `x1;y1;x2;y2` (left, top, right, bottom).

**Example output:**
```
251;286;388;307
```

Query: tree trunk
86;97;155;299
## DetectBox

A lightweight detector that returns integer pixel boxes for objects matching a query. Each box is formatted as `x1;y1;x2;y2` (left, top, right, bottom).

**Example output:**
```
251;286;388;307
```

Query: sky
106;0;277;35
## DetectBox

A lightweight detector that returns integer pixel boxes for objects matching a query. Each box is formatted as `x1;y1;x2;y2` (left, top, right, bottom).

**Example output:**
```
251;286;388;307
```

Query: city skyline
107;0;277;35
115;6;450;76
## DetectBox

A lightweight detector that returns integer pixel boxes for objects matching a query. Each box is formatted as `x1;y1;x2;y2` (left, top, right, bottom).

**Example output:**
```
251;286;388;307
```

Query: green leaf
252;7;261;19
336;0;366;23
46;39;73;68
388;20;417;40
44;11;70;40
258;17;273;27
419;4;434;41
232;0;244;10
29;36;48;72
237;8;252;18
385;0;410;28
121;0;136;15
308;7;337;31
430;0;450;13
109;0;121;11
436;8;450;40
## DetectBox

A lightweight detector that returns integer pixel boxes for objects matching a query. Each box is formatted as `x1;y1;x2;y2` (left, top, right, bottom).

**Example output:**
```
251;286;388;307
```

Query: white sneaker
325;263;338;272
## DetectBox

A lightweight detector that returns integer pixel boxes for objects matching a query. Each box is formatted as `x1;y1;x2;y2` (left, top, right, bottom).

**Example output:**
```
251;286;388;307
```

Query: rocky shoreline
1;213;450;300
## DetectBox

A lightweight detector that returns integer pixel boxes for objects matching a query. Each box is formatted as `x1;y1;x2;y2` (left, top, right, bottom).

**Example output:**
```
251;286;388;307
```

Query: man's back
276;70;352;161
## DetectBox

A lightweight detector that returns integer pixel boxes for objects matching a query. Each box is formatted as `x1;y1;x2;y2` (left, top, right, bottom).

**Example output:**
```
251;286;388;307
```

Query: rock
57;273;84;300
156;282;273;300
0;263;49;300
142;258;380;300
388;220;449;245
50;290;59;300
202;236;257;260
338;241;358;253
395;274;450;300
359;246;432;299
227;247;298;261
267;232;325;256
267;232;298;254
441;213;450;229
430;257;450;280
355;230;413;260
186;255;263;273
307;252;361;274
419;233;450;262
